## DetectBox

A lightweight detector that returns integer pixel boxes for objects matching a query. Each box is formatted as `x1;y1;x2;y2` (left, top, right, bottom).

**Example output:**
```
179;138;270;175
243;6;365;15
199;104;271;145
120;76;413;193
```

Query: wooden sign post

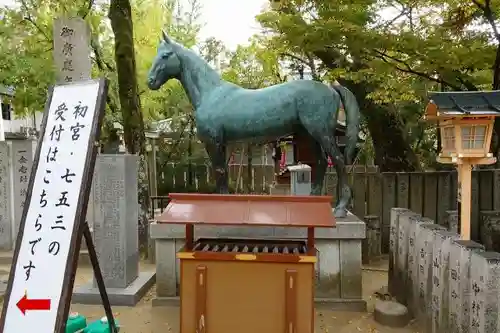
0;79;117;333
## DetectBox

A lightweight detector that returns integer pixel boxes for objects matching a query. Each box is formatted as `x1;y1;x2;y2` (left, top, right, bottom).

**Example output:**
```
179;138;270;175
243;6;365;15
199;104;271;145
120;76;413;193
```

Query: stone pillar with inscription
448;240;484;333
469;251;500;333
431;230;459;333
389;208;410;296
445;210;459;234
53;17;91;83
73;155;155;306
53;17;94;248
0;142;12;249
11;140;33;241
416;224;445;332
408;216;433;317
395;211;420;305
479;211;500;252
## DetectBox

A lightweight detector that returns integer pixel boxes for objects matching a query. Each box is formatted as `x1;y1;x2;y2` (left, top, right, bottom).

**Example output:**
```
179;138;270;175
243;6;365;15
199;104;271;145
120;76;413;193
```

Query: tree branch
280;52;308;64
456;76;479;91
372;49;464;90
90;37;115;71
305;53;320;81
376;7;410;30
82;0;95;19
89;37;119;114
19;0;51;43
472;0;500;43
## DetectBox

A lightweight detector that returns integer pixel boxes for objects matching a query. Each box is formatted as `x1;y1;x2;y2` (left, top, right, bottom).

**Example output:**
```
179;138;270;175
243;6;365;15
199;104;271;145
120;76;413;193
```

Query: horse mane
173;42;222;88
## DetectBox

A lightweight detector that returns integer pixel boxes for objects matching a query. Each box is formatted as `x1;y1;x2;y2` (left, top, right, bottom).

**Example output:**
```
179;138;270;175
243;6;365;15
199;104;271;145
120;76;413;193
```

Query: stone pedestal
0;142;12;250
151;210;367;311
448;240;484;333
73;155;155;306
469;251;500;333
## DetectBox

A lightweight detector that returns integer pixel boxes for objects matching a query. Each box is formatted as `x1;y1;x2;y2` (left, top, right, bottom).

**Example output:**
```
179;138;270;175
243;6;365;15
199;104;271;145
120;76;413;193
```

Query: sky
0;0;269;50
195;0;268;50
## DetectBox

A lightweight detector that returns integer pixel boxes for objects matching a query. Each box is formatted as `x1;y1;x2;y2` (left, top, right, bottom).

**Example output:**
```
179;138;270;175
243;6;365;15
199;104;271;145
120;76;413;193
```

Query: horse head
147;31;182;90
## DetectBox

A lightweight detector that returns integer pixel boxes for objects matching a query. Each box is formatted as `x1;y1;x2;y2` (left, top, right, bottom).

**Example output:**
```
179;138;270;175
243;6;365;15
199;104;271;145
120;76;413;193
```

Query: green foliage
6;0;500;170
0;0;105;116
133;0;201;122
255;0;500;168
222;36;285;89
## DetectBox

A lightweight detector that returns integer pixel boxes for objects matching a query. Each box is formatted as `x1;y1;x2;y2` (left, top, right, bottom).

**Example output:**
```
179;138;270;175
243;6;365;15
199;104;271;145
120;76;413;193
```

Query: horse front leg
205;142;229;194
211;142;228;194
311;140;327;195
215;142;229;193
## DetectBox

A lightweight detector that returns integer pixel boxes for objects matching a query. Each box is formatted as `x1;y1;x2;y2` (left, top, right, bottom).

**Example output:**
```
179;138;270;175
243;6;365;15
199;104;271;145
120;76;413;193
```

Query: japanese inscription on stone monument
0;143;12;249
11;142;33;238
0;80;105;333
53;18;91;83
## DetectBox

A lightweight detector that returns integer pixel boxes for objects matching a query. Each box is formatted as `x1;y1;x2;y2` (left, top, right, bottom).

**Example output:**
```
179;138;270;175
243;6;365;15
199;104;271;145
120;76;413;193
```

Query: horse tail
331;83;361;165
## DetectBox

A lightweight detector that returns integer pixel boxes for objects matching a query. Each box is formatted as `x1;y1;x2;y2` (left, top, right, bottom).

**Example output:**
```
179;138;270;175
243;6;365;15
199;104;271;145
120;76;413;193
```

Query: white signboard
0;79;106;333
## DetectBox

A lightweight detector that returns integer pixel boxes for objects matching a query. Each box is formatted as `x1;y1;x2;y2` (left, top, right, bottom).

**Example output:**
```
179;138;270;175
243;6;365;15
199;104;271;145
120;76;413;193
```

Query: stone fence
389;208;500;333
150;211;367;311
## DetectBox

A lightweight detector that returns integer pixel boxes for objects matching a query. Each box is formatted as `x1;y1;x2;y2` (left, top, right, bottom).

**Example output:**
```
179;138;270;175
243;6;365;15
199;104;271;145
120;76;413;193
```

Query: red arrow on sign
16;294;51;315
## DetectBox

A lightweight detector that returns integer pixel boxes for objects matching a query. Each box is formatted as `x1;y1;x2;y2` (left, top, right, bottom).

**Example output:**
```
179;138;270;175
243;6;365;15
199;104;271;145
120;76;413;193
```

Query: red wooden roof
156;193;336;228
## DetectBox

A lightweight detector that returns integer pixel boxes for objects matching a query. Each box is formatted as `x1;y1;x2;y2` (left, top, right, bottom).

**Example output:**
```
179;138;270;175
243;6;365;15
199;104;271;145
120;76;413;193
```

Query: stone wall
389;208;500;333
150;211;367;311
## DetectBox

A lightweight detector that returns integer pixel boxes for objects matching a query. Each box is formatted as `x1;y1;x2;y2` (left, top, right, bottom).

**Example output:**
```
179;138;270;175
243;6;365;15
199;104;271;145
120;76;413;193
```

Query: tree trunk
313;52;420;172
364;103;420;172
491;43;500;166
341;80;421;172
108;0;150;256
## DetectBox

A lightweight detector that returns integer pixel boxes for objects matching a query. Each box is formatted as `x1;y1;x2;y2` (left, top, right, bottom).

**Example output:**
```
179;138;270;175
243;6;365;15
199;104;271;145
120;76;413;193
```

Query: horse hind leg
311;139;328;196
299;107;351;217
315;135;351;218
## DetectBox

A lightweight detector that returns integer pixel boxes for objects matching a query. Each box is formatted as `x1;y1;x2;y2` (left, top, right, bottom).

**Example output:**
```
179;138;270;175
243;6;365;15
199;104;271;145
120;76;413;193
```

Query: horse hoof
334;207;348;218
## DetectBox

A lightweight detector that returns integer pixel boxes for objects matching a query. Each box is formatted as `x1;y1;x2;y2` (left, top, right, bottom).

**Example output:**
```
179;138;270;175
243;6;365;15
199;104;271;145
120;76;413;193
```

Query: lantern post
424;91;500;240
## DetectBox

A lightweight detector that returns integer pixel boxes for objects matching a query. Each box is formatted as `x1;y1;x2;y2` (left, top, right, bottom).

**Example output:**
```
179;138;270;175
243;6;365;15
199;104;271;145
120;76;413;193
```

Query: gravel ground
65;261;423;333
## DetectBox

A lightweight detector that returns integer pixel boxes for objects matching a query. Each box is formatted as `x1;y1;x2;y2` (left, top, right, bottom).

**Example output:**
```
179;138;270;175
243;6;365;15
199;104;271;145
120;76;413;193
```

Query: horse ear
162;30;172;44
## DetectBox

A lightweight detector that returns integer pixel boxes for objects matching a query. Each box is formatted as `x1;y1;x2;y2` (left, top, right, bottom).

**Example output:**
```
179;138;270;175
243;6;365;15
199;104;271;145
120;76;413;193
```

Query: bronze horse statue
147;31;361;217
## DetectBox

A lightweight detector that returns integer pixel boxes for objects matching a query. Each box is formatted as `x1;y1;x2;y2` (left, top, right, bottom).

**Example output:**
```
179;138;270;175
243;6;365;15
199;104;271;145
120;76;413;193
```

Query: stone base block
152;296;367;312
374;300;410;327
72;271;156;306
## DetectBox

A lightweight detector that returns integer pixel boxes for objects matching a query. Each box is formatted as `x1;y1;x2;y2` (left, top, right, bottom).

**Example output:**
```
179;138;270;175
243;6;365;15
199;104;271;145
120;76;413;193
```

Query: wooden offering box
156;193;336;333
